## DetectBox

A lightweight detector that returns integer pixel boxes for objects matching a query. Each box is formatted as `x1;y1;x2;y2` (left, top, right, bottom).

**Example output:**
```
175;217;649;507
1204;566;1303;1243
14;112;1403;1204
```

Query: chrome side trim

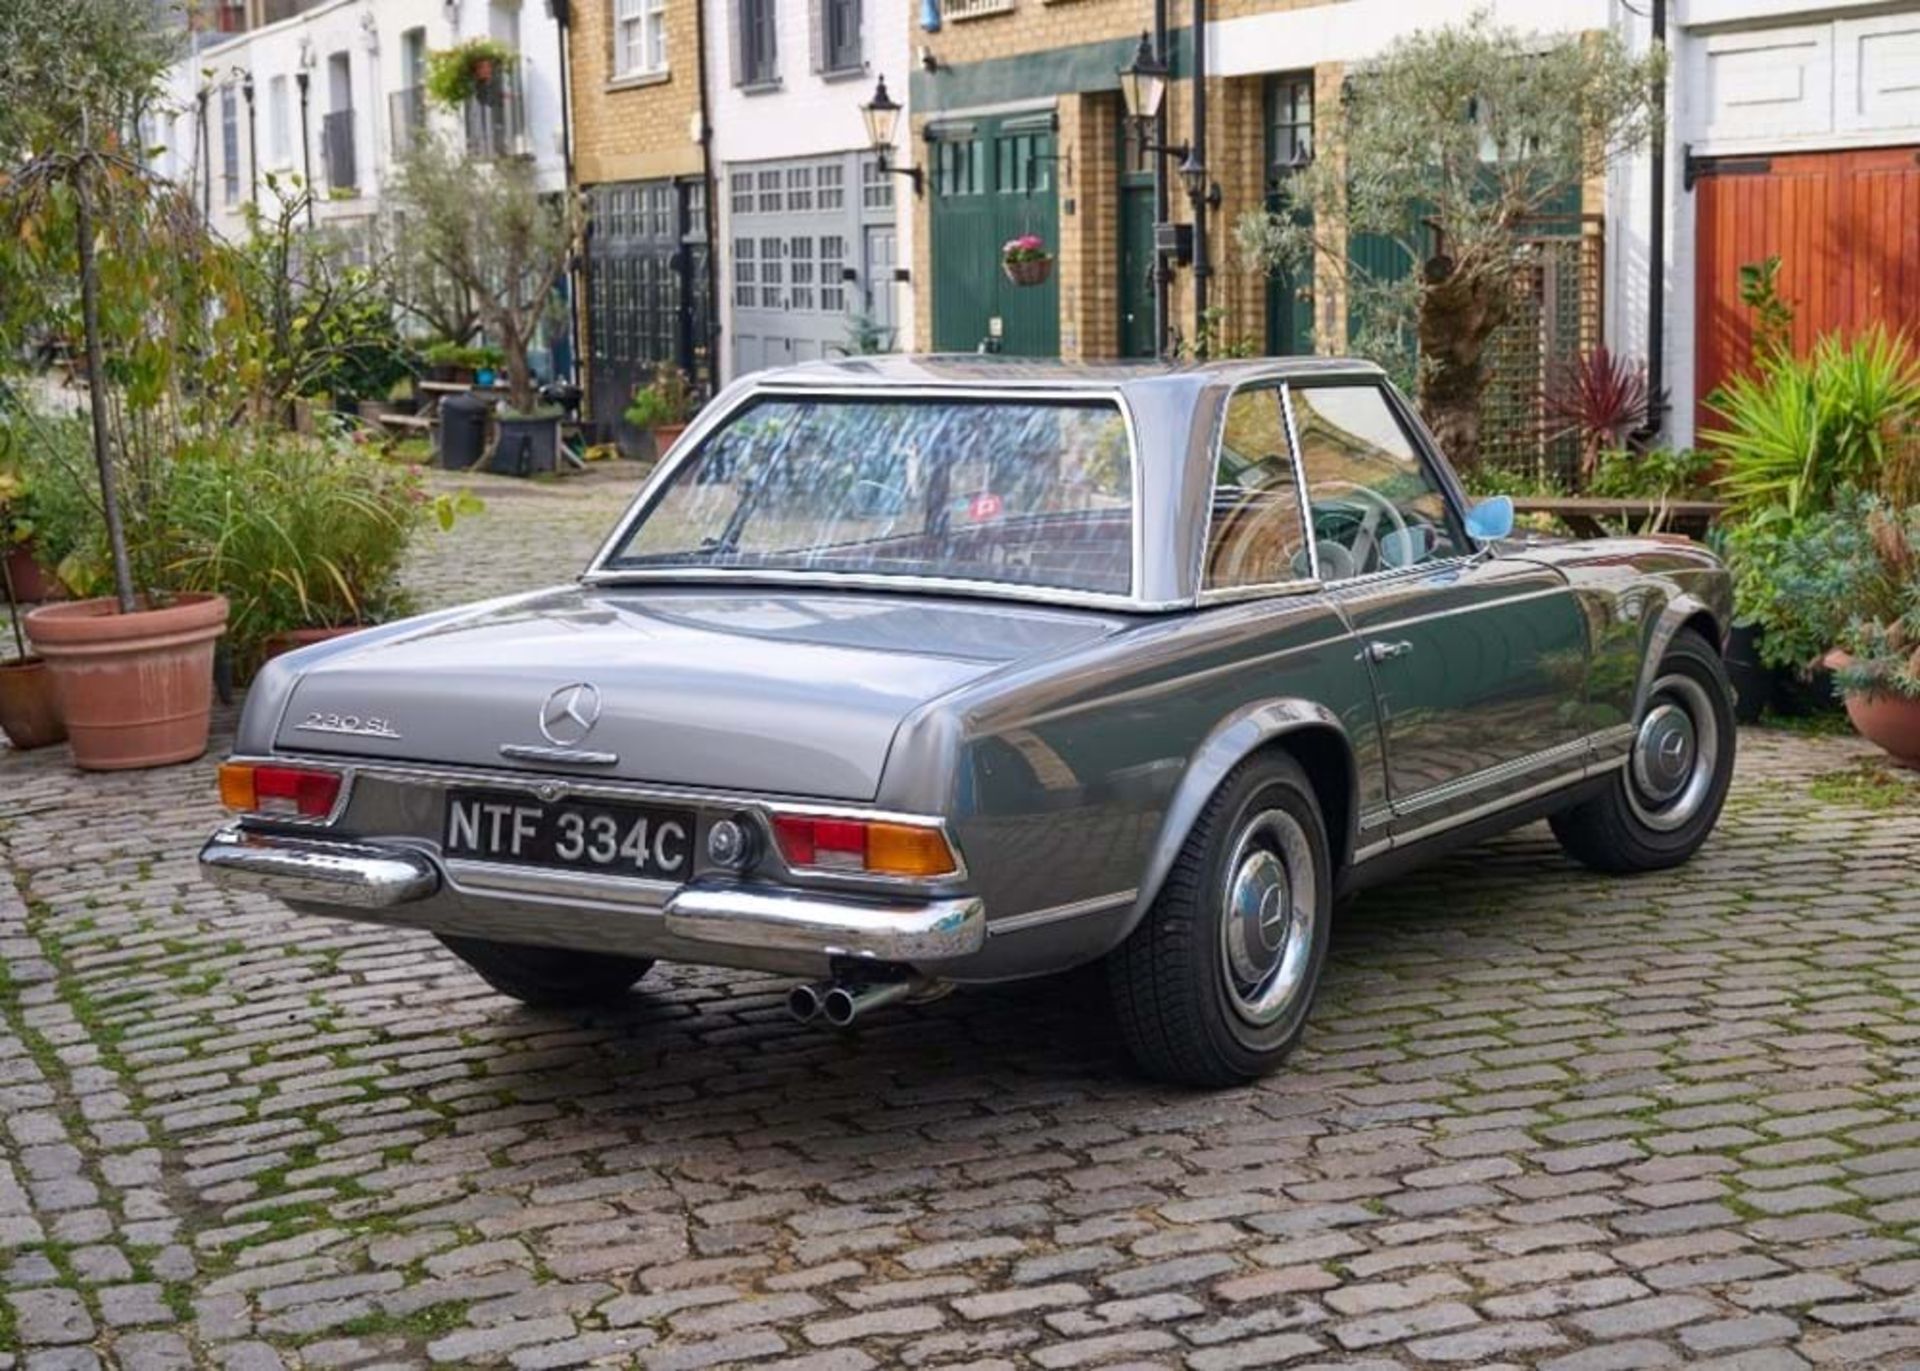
497;744;621;767
988;889;1136;936
1393;736;1594;816
664;885;986;961
1350;584;1576;637
199;826;439;909
1390;758;1623;851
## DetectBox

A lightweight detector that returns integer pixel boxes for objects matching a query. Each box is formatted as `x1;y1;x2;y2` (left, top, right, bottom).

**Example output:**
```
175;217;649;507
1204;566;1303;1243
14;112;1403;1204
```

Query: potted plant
1002;234;1053;288
165;431;480;676
0;471;65;750
391;135;578;476
625;363;697;457
424;37;515;109
1821;503;1920;767
4;8;233;770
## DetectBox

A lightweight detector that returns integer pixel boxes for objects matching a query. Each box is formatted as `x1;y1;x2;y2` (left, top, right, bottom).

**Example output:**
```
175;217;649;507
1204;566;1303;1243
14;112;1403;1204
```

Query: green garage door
929;113;1061;357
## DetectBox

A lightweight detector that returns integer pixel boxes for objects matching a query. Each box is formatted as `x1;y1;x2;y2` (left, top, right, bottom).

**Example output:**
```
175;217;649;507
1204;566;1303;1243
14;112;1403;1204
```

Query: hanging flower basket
1002;235;1054;288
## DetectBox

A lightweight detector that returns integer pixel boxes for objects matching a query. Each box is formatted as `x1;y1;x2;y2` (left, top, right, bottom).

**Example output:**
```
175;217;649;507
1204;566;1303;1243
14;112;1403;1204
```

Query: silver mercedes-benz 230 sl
200;356;1735;1085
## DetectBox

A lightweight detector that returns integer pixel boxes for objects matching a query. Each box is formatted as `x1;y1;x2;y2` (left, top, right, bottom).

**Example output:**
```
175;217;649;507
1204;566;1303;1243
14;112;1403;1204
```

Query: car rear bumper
198;824;986;967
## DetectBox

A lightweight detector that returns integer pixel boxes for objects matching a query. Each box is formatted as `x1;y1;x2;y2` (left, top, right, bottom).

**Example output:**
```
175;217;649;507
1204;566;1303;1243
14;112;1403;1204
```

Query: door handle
1367;640;1414;663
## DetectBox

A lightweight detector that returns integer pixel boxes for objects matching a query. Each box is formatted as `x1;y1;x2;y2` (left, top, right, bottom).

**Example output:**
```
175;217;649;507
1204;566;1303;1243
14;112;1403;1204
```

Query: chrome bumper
197;825;985;963
200;826;440;908
662;886;984;961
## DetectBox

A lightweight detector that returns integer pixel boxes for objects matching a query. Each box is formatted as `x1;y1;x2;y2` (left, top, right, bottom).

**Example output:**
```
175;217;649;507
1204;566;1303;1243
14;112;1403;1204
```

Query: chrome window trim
231;753;972;890
584;382;1152;610
1283;377;1475;588
1192;378;1322;601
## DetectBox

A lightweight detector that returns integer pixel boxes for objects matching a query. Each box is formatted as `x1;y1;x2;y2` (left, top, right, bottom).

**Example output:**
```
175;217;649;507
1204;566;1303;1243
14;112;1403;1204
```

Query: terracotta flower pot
0;656;67;750
1825;649;1920;769
5;544;66;603
651;423;688;456
261;624;362;663
26;593;228;771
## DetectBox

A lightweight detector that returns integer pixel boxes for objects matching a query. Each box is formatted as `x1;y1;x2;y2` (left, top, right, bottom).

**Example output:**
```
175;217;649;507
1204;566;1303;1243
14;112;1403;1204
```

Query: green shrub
624;364;696;429
424;38;515;109
1704;325;1920;520
1588;446;1715;502
162;432;438;666
1721;490;1901;673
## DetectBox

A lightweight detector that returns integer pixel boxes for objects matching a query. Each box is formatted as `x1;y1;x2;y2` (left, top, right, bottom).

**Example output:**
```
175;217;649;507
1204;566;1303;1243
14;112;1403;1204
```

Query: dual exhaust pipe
788;977;925;1028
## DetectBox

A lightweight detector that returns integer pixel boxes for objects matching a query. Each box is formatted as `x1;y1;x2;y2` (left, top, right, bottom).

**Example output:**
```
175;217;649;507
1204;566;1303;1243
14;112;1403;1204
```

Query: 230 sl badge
296;712;401;740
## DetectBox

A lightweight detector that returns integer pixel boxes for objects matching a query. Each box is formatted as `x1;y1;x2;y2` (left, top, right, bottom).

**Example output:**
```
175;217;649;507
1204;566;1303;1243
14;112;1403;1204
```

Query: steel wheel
1624;672;1721;832
1218;809;1319;1029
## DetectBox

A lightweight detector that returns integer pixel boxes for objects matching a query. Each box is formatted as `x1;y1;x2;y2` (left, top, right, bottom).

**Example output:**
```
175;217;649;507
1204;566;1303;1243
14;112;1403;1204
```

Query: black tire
1550;627;1736;874
437;935;653;1007
1109;753;1333;1087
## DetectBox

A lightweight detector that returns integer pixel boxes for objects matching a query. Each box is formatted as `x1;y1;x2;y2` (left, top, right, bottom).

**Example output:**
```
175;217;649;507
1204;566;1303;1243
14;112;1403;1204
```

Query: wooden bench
1511;496;1726;540
377;413;435;433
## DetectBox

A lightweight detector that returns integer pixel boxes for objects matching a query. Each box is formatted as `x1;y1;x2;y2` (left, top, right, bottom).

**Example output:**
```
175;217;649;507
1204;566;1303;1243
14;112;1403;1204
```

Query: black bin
438;393;489;470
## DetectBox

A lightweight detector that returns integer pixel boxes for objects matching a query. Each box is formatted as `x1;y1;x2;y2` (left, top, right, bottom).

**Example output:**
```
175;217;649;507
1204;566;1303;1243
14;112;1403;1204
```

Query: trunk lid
275;586;1122;800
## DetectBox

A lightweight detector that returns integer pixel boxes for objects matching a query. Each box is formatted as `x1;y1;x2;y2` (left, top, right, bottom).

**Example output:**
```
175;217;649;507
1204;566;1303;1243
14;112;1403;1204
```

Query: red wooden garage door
1694;145;1920;436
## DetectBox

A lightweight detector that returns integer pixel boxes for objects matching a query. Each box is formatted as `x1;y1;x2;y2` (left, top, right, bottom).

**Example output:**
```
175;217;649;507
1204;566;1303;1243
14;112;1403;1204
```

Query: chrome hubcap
1218;809;1316;1027
1625;673;1719;831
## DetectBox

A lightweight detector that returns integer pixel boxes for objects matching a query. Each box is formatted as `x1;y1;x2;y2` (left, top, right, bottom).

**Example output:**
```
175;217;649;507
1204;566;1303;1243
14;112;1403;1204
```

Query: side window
1205;387;1310;590
1291;384;1462;579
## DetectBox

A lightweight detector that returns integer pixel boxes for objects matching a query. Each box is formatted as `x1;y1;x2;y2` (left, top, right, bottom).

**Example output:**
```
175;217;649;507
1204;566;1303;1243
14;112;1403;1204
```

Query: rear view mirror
1466;495;1515;543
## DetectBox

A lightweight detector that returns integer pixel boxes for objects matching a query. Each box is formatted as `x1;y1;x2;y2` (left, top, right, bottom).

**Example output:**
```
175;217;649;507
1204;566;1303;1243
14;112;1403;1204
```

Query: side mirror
1465;494;1514;543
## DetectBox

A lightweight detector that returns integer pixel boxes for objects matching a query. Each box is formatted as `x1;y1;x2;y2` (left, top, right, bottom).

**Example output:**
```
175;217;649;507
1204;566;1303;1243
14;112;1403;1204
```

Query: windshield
607;395;1136;596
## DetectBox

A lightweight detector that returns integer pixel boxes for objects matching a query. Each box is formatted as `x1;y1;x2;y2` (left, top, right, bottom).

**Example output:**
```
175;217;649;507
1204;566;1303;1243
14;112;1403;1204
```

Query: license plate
443;789;695;880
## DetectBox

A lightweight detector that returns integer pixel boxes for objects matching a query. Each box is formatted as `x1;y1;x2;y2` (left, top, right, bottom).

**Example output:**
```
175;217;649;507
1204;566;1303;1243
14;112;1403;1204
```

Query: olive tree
0;0;183;612
387;134;578;416
1235;13;1664;470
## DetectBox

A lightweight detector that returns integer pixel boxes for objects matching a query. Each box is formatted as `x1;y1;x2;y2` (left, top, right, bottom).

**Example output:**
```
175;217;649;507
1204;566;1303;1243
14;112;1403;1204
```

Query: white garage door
1688;10;1920;152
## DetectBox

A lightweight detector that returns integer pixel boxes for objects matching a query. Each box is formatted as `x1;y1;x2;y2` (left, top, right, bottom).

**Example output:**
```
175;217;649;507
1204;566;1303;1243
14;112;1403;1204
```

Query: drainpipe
197;86;212;220
1152;0;1169;358
242;72;258;205
1190;0;1210;345
694;0;720;391
551;0;581;389
1642;0;1669;438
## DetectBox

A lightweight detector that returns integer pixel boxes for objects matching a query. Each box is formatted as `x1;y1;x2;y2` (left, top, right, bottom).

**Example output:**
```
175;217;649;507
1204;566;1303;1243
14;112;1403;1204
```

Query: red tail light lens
218;763;342;819
770;813;957;878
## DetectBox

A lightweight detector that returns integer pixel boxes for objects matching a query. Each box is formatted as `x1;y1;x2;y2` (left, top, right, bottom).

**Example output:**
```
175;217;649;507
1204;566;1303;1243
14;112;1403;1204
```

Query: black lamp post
240;70;259;204
860;76;923;198
1120;25;1218;352
294;68;314;226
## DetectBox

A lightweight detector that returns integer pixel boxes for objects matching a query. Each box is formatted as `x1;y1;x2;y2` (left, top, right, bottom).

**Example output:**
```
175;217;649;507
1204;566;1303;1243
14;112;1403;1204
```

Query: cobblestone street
1;466;1916;1371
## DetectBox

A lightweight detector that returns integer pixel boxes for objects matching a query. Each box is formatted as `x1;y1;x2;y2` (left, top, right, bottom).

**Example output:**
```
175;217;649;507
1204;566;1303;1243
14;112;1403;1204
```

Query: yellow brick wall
1061;92;1123;361
569;0;706;186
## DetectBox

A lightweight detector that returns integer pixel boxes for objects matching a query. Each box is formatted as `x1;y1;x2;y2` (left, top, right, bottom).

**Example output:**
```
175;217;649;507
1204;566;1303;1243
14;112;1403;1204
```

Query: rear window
608;396;1136;595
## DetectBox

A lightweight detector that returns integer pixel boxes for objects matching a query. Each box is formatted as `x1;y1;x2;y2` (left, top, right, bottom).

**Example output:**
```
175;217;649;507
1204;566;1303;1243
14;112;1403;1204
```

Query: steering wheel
1307;480;1411;575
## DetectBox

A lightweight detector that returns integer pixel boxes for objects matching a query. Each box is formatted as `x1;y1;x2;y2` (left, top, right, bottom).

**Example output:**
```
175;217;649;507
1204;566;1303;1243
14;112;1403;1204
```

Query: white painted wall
702;0;915;380
159;0;568;244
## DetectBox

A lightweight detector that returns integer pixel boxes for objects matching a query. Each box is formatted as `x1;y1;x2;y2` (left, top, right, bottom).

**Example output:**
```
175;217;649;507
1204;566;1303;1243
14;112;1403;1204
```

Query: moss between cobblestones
1809;761;1920;811
327;1299;474;1342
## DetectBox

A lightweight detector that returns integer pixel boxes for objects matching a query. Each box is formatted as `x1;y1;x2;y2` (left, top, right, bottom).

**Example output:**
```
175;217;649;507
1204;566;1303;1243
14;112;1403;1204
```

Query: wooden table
1511;496;1726;540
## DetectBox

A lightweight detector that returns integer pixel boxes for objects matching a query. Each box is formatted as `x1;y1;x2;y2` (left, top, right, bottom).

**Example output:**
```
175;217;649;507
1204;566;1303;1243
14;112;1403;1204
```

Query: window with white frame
821;235;846;312
757;169;782;212
817;163;845;210
788;236;816;311
267;74;290;165
785;165;814;212
734;238;756;307
759;236;785;308
613;0;668;80
730;171;753;216
861;156;894;210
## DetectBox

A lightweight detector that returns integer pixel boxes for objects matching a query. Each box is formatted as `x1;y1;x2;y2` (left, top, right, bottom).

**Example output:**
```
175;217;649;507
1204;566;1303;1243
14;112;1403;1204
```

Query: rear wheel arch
1130;704;1358;932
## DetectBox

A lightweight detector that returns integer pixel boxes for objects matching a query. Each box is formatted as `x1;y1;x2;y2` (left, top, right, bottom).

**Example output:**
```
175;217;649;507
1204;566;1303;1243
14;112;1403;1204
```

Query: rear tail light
218;763;342;820
770;813;958;879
